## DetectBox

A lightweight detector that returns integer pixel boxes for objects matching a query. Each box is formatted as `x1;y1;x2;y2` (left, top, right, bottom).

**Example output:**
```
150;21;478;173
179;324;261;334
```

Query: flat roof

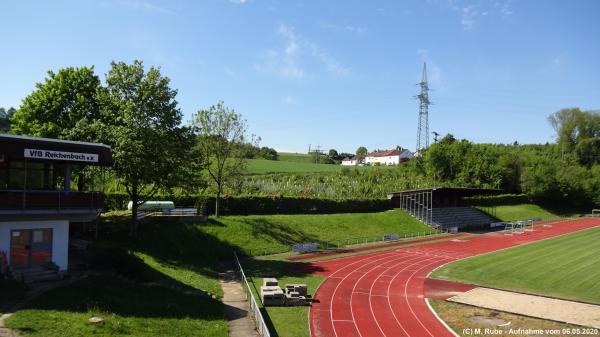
387;187;502;198
0;133;113;166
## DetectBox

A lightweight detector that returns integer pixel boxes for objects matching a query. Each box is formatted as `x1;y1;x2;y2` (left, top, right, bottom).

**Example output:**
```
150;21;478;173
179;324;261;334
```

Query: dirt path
219;261;259;337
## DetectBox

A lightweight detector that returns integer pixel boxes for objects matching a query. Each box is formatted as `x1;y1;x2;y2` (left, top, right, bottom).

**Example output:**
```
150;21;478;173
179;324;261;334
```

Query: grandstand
387;187;502;231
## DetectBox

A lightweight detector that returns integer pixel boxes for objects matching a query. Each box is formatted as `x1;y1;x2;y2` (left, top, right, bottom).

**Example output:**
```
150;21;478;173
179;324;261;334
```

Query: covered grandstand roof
387;187;502;199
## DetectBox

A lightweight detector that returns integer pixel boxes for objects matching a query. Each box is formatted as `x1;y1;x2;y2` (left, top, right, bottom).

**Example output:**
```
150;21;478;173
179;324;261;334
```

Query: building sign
24;149;98;163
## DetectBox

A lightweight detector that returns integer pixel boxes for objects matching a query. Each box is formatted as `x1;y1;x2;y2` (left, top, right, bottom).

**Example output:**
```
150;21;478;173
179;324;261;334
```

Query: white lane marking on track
328;251;408;337
368;255;440;337
386;256;451;337
352;254;428;337
350;255;424;337
402;257;456;337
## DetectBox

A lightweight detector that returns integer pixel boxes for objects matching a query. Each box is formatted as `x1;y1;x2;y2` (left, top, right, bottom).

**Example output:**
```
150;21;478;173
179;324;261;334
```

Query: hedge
103;193;390;215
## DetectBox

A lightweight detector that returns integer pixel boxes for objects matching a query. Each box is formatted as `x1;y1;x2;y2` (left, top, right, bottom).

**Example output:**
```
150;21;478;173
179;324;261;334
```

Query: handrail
233;252;271;337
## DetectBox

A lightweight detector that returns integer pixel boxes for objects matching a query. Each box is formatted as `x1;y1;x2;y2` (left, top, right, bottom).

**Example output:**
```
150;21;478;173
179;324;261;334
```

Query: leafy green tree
548;108;600;166
192;101;253;217
0;107;16;132
258;146;278;160
356;146;368;157
97;60;194;234
10;67;101;140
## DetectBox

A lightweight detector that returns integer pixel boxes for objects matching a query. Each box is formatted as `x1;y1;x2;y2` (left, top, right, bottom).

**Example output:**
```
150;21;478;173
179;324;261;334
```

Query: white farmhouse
364;149;413;165
341;156;364;166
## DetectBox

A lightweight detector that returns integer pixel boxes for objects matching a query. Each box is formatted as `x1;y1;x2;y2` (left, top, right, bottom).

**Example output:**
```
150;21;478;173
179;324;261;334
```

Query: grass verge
431;227;600;304
241;257;323;337
5;276;227;337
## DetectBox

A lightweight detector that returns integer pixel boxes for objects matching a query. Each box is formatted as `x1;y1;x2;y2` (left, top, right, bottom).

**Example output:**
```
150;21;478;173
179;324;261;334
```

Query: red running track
309;218;600;337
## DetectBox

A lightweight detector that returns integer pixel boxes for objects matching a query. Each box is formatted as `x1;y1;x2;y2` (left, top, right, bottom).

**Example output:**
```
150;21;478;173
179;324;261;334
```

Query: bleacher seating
432;207;497;230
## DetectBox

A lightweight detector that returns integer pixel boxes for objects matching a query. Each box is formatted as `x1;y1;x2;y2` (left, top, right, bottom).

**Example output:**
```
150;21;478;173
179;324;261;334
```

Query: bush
103;193;390;215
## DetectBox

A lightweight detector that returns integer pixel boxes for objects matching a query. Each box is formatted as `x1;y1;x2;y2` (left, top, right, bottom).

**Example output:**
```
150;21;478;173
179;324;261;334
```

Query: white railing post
233;252;271;337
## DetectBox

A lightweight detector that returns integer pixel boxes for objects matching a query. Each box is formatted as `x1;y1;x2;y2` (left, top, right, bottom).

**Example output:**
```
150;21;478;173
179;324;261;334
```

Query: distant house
364;148;413;166
341;156;364;166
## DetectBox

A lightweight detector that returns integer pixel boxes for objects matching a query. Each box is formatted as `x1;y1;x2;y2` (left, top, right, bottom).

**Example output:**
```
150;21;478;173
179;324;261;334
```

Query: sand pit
448;287;600;329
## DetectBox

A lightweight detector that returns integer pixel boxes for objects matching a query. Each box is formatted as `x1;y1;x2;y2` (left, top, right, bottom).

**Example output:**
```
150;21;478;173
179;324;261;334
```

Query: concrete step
15;267;61;284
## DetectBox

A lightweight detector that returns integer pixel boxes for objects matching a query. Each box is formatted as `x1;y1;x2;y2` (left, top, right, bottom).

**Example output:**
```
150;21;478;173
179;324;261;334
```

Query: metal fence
233;251;271;337
248;228;450;256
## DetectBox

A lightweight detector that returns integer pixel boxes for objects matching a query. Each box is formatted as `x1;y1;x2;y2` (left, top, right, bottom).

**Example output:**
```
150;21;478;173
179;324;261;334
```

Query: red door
10;230;31;268
10;229;53;268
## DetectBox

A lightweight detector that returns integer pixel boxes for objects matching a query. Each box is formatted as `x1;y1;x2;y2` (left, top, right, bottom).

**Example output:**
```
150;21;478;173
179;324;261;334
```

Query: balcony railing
0;190;104;212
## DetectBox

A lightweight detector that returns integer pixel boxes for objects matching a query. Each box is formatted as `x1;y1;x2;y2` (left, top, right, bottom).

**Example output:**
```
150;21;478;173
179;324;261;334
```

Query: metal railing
248;229;450;257
233;251;271;337
0;189;103;211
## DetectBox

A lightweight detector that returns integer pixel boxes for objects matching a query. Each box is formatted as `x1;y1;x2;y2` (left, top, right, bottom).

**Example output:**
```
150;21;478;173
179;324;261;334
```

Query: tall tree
0;107;16;132
192;102;252;217
356;146;368;157
548;108;600;166
10;67;101;140
97;60;194;234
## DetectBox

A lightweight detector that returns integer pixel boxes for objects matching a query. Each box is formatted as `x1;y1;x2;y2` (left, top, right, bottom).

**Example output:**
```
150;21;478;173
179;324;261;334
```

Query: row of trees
7;62;252;233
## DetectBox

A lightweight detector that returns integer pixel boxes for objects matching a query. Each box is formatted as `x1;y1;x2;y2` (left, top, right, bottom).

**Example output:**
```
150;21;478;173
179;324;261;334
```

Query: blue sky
1;0;599;153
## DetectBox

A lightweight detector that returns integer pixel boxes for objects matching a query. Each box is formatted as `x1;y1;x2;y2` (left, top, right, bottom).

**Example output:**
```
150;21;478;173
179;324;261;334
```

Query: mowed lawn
203;209;433;255
5;276;227;337
432;226;600;303
242;257;325;337
478;203;558;222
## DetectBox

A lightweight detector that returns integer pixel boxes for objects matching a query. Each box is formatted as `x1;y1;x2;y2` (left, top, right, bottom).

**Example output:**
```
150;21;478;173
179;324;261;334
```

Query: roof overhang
0;134;113;166
387;187;503;199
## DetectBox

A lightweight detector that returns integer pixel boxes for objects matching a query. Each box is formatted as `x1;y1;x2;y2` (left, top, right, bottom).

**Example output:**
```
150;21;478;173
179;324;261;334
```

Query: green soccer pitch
432;226;600;304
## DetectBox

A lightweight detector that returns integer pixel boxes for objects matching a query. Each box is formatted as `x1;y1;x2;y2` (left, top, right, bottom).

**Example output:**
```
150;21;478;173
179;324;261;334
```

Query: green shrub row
103;193;391;215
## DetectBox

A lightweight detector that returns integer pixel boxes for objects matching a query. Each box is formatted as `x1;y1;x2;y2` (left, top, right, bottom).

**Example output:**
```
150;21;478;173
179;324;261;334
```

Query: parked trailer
127;201;175;212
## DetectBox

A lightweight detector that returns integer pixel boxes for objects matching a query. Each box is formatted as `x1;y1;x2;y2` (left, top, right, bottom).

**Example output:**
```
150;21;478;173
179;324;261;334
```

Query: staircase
14;265;62;284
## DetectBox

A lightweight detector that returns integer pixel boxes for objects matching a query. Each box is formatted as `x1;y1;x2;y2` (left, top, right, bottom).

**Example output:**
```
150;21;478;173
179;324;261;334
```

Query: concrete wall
0;220;69;271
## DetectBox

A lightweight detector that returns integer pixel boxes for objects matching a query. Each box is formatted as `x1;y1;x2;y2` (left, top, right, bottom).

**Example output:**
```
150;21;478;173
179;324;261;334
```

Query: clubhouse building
0;134;112;274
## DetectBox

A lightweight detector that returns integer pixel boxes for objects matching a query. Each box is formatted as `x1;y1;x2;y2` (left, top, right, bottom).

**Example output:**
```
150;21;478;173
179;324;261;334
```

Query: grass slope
432;226;600;304
478;204;558;222
202;210;432;255
277;152;314;163
93;209;429;307
5;276;227;337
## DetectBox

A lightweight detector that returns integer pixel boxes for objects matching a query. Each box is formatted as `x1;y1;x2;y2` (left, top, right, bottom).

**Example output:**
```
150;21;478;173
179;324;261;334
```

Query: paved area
0;314;21;337
219;262;259;337
449;287;600;329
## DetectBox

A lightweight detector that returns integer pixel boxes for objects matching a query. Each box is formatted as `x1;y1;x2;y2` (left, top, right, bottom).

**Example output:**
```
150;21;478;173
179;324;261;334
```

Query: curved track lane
309;218;600;337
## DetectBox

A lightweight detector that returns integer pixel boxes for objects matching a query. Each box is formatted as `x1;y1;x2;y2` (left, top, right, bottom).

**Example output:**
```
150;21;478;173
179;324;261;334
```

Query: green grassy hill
480;204;559;222
277;152;314;163
432;226;600;304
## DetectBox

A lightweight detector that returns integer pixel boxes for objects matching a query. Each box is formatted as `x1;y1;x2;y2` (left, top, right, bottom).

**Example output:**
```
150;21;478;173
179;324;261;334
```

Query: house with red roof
364;148;413;165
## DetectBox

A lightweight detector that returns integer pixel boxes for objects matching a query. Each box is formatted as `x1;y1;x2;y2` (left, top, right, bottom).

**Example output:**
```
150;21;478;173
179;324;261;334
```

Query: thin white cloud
321;23;367;36
230;0;248;4
461;5;479;30
255;24;349;79
430;0;514;31
109;0;173;14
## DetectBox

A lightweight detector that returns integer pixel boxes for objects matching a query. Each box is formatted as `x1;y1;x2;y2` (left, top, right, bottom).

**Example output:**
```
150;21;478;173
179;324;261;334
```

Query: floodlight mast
416;62;430;153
